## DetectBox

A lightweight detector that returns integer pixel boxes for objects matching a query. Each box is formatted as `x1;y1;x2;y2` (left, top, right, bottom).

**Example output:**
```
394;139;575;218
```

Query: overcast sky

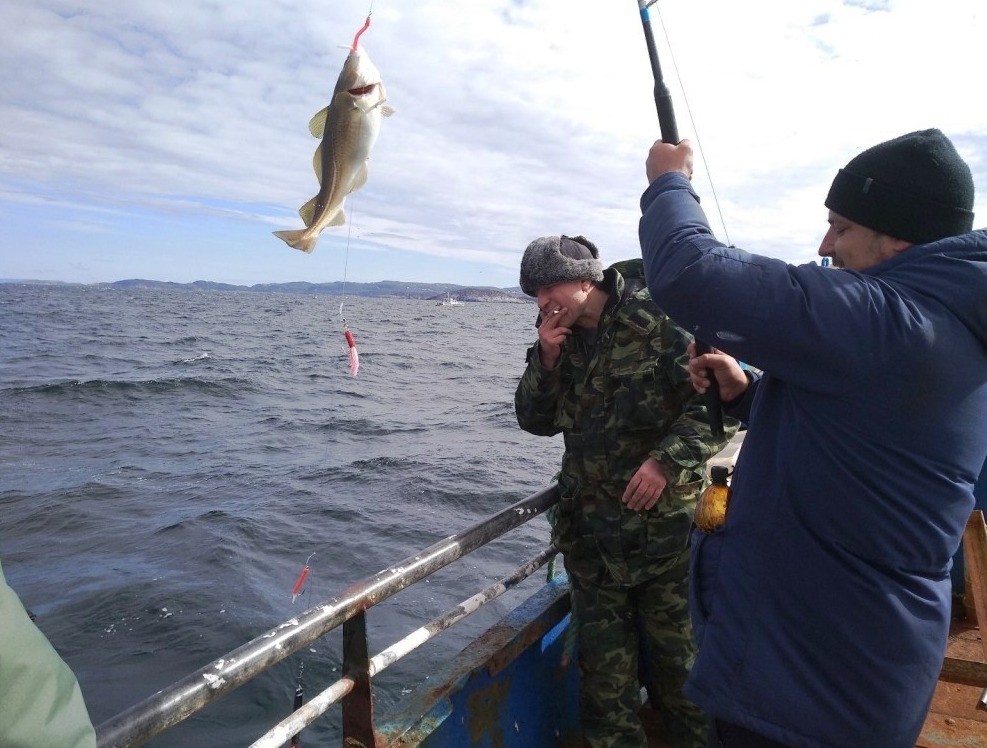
2;0;985;288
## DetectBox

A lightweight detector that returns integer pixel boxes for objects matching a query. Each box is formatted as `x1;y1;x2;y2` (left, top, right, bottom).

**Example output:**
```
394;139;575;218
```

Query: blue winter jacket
639;172;987;748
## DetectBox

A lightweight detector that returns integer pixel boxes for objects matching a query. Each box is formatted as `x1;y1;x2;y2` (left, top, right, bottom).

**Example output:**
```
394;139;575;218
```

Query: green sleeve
0;560;97;748
514;342;563;437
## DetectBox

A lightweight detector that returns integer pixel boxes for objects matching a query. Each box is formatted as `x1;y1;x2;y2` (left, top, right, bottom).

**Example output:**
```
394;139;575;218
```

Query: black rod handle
693;340;725;439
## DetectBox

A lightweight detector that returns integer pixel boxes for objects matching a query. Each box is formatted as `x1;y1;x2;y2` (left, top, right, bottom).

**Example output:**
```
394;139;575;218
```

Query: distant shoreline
0;278;531;303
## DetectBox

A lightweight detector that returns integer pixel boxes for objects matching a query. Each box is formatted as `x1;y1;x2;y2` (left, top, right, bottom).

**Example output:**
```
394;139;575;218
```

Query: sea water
0;283;563;746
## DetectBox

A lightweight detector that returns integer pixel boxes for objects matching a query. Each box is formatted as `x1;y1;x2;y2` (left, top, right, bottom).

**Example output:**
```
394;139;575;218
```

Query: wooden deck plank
917;710;987;748
915;622;986;747
918;512;987;747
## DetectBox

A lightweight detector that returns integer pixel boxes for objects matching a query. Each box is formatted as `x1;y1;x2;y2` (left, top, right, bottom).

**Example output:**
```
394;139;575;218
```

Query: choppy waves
0;284;559;745
5;375;254;399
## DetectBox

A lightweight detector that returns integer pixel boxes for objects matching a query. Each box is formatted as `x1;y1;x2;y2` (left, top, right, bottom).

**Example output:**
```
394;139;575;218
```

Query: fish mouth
348;83;378;96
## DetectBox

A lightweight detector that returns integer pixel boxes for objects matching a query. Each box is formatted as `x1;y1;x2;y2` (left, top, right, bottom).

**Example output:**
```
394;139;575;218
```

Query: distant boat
438;293;464;306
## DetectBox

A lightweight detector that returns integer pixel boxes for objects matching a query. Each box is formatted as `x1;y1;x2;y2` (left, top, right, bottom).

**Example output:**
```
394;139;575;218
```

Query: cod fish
274;43;395;253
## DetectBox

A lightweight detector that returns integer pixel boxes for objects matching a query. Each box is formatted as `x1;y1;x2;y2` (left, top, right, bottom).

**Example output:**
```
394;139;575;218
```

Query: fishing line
337;161;360;378
338;211;356;365
284;9;378;738
286;553;315;748
334;9;376;379
289;661;305;748
651;4;732;247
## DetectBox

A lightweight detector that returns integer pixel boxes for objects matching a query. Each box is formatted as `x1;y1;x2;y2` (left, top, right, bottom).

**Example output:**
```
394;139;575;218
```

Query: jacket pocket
689;527;724;646
610;367;671;430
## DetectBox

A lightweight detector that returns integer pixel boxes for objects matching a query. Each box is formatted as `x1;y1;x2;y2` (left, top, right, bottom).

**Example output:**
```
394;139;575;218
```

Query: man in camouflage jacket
514;235;734;748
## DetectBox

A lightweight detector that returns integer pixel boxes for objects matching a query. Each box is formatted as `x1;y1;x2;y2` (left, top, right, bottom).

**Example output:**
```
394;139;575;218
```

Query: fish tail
273;229;318;254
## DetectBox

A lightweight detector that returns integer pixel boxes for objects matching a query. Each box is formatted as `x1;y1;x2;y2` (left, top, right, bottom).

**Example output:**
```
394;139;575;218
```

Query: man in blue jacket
638;129;987;748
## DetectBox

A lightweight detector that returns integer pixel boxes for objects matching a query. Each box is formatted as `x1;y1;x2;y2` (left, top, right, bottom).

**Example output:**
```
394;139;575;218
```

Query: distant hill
95;279;531;302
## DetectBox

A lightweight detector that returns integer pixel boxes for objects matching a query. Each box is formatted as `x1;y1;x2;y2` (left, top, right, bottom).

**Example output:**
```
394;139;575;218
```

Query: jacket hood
870;230;987;349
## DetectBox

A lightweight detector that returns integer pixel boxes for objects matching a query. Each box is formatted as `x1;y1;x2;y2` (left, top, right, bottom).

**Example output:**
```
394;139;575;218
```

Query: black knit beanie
519;235;604;296
824;129;974;244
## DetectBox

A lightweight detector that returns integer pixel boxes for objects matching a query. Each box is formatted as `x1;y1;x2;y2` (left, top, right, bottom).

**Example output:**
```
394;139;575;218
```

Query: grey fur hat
519;235;604;296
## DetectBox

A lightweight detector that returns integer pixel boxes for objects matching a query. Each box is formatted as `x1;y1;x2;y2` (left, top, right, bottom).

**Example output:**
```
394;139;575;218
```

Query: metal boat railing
95;485;560;748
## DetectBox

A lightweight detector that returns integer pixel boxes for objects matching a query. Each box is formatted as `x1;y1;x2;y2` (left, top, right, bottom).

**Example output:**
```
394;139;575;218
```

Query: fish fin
347;164;369;195
308;107;329;138
299;197;319;226
273;229;318;254
312;145;324;184
328;208;346;227
381;104;396;118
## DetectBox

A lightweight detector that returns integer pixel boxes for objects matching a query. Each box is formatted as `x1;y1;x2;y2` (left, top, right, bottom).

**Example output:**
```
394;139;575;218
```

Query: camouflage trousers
568;548;707;748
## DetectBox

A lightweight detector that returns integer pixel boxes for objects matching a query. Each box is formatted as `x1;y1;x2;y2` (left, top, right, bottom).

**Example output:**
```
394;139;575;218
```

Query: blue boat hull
377;574;581;747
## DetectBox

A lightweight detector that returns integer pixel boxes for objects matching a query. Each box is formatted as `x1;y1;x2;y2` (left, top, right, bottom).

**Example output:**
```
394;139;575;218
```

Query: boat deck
917;613;987;747
921;510;987;746
639;611;987;748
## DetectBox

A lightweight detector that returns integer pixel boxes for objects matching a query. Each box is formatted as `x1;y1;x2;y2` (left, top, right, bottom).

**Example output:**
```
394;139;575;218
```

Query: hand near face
537;305;571;369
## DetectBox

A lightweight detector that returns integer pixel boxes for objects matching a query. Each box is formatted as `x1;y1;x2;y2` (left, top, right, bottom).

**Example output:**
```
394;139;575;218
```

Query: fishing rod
637;0;724;439
638;0;678;145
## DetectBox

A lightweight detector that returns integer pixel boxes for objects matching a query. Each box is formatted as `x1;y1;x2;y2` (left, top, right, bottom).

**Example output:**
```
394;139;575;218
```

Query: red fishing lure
352;15;371;50
291;553;316;603
345;328;359;376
